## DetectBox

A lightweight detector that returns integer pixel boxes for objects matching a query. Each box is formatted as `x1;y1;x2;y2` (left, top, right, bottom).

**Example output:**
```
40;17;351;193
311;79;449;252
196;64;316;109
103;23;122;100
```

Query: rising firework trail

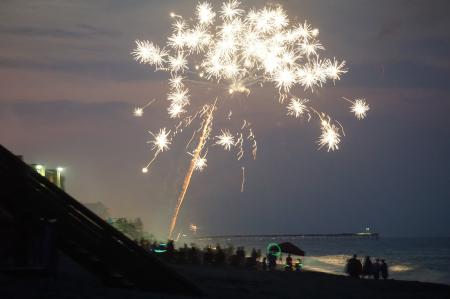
168;102;216;239
241;166;245;193
131;1;369;238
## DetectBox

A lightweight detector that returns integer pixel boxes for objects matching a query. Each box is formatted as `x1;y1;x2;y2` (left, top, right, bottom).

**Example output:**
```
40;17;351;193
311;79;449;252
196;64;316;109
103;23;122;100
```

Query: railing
0;144;201;295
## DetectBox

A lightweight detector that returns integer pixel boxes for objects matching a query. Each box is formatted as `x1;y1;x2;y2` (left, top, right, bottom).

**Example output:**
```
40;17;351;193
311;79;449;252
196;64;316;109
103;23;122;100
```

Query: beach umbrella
278;242;305;256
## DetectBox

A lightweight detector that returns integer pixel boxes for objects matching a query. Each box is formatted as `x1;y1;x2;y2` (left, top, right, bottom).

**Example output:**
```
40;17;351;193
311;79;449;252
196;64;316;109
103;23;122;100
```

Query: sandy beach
1;260;449;299
174;264;450;299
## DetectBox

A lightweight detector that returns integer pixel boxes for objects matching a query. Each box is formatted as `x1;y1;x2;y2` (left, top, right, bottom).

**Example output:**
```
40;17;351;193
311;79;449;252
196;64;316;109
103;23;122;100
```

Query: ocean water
195;237;450;285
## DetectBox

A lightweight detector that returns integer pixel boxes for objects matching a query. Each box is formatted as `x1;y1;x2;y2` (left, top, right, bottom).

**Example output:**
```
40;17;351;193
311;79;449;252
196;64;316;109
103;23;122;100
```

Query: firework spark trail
168;103;216;239
142;151;159;173
247;128;257;160
133;99;156;117
175;232;181;241
186;130;197;149
143;98;156;109
252;142;257;160
142;128;171;173
236;133;244;160
241;166;245;192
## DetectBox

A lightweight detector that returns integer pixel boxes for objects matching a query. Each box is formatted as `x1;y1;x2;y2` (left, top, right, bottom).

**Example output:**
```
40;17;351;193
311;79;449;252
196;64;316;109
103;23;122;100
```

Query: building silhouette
30;164;65;190
0;145;200;295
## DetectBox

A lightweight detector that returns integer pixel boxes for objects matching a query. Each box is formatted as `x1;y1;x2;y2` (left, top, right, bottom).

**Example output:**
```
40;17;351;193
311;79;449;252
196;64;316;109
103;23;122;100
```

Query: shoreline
174;263;450;298
187;237;450;285
1;255;449;298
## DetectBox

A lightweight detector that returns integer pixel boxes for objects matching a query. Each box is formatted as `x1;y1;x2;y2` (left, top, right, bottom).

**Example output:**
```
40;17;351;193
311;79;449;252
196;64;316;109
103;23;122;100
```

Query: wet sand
175;264;450;299
1;262;449;298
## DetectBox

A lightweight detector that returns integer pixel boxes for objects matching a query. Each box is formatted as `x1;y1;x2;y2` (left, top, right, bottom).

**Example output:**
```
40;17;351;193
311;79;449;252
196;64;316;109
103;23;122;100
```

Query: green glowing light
153;243;167;253
266;243;281;257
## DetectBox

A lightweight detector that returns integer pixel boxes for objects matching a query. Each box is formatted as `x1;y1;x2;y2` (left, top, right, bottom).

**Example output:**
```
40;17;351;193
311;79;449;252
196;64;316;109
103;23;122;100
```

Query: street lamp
56;167;64;188
35;164;45;176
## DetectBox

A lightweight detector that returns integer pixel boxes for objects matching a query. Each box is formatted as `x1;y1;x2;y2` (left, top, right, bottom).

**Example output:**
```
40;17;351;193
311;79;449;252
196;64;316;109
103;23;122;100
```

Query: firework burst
149;128;171;152
215;130;235;151
131;1;368;238
287;97;309;118
189;224;198;234
318;119;341;152
351;98;370;120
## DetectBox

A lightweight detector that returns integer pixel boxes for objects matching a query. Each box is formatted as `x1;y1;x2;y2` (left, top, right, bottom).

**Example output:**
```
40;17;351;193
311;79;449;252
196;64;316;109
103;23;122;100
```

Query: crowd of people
136;239;390;280
137;239;264;268
345;254;389;280
135;239;303;272
283;254;303;272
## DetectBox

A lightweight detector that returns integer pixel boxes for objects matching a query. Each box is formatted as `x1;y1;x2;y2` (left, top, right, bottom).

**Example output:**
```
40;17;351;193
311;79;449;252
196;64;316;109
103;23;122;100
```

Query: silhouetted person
251;248;258;262
236;246;246;266
380;259;389;280
176;244;188;263
373;258;381;280
245;248;257;268
225;245;234;259
203;246;213;264
268;252;277;270
295;258;303;272
166;240;175;261
346;254;362;278
189;245;199;264
362;256;373;278
230;253;239;266
214;245;225;265
285;254;293;271
261;257;267;271
140;239;150;251
151;241;158;251
256;249;262;260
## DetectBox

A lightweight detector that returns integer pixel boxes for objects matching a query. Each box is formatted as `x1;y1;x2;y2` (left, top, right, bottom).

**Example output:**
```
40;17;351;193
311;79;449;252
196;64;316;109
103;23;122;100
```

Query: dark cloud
377;21;402;40
343;61;450;90
0;100;131;120
404;0;450;27
0;57;166;81
0;24;119;39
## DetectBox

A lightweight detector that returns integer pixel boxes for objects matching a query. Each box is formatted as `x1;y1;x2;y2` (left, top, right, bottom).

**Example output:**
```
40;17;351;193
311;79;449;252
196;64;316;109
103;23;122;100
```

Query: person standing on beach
362;256;373;279
295;258;303;272
285;254;293;271
346;254;363;278
268;252;277;270
380;259;389;280
236;247;246;266
249;248;258;267
373;258;381;280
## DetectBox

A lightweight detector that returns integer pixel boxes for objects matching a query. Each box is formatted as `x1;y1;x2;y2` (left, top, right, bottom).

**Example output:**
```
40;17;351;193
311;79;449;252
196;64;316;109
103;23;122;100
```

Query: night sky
1;0;450;239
